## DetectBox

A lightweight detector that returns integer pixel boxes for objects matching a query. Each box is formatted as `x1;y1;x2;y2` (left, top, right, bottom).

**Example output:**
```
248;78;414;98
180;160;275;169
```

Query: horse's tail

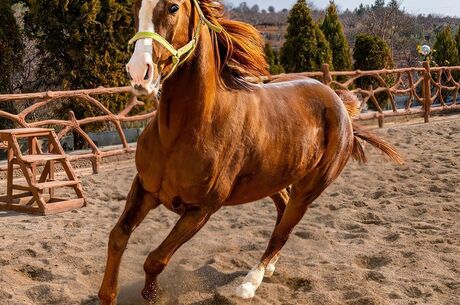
337;90;404;165
352;124;404;164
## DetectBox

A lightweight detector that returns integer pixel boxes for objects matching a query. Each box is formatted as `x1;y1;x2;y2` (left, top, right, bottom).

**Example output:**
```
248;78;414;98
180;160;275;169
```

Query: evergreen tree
355;3;366;16
454;26;460;64
23;0;136;117
264;43;285;75
372;0;385;10
353;34;393;71
387;0;399;10
315;26;333;69
433;25;459;67
0;0;25;129
280;0;332;72
320;1;352;71
353;34;394;109
265;43;276;69
433;25;460;88
0;0;24;93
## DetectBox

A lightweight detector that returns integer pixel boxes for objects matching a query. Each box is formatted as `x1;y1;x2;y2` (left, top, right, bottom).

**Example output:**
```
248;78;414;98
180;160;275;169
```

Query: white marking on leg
265;254;280;278
235;264;265;299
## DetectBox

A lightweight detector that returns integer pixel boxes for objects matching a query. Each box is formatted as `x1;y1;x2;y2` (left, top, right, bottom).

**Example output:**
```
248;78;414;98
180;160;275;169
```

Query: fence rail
0;87;156;173
1;62;459;173
285;62;460;127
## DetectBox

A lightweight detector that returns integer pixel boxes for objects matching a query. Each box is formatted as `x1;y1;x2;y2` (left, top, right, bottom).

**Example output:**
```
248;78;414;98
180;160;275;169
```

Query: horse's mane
198;0;269;88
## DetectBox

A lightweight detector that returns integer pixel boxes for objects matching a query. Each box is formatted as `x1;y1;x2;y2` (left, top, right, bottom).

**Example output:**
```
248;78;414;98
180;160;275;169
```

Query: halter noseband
128;0;223;80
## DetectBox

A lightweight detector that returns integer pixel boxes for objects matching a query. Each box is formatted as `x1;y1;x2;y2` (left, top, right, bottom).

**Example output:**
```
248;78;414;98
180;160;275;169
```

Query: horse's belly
223;171;296;205
225;155;318;205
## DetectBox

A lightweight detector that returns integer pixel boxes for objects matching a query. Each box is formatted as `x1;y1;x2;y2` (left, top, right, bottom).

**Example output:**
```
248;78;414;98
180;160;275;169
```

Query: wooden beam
0;203;43;215
12;184;31;192
43;198;85;215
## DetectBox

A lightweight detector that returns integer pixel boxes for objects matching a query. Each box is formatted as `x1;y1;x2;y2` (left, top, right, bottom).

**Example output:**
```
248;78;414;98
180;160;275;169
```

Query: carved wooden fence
285;62;460;127
0;87;155;173
1;62;459;173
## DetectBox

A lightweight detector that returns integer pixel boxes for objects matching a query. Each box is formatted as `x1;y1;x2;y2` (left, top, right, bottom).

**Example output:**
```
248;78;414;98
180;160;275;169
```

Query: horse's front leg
141;205;212;303
99;175;159;305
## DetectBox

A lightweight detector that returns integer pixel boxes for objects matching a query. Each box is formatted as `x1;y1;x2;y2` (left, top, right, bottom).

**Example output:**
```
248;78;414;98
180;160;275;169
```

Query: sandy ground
0;118;459;305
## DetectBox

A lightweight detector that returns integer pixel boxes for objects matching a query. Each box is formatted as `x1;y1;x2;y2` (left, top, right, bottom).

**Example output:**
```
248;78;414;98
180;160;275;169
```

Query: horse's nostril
144;65;151;81
134;84;143;91
126;66;133;81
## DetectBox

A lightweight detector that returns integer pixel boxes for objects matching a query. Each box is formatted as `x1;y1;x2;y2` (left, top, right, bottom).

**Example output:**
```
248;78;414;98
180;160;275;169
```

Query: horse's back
259;75;353;141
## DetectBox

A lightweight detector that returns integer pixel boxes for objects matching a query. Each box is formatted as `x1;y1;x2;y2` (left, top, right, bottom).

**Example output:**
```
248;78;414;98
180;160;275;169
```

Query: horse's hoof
142;281;160;304
98;292;116;305
264;265;275;278
235;282;256;299
99;299;116;305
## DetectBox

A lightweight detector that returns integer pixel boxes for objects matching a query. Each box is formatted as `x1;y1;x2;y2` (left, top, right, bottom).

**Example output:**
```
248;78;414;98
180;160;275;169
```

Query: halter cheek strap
128;0;223;80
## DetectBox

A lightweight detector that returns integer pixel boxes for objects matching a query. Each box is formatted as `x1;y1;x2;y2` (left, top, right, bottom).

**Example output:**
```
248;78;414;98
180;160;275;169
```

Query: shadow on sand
114;264;245;305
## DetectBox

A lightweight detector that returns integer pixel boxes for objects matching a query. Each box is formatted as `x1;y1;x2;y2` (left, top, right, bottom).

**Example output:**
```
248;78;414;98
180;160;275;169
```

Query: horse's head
126;0;223;96
127;0;191;96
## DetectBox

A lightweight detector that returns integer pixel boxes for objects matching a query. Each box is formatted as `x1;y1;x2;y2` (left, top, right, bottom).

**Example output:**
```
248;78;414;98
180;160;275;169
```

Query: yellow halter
128;0;223;80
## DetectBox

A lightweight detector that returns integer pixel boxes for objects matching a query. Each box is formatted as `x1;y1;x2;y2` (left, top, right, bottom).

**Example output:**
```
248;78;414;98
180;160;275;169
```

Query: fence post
377;114;384;128
91;155;101;174
368;84;384;128
422;61;432;123
322;64;332;86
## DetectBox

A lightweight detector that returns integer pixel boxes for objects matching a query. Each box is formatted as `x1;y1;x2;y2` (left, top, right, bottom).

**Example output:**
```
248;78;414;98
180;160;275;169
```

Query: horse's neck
157;30;217;148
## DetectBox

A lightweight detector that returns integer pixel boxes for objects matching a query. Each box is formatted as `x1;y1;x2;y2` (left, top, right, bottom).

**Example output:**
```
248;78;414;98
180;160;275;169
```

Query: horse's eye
169;4;179;14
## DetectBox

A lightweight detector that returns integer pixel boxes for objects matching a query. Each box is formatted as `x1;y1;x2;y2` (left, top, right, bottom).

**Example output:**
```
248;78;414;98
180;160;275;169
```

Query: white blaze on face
127;0;161;94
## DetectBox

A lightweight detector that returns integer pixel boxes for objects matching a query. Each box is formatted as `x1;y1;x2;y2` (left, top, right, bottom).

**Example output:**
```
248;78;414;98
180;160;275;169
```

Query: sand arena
0;118;459;305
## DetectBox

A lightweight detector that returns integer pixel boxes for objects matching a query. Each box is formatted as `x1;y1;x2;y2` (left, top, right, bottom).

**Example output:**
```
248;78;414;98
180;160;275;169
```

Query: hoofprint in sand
0;118;459;305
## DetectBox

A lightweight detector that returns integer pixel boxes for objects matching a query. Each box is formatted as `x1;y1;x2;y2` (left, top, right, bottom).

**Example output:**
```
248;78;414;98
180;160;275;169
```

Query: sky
227;0;460;17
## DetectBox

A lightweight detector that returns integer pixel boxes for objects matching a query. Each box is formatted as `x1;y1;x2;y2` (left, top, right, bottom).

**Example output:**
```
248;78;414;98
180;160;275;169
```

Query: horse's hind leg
234;189;289;298
236;168;334;299
264;189;290;278
271;188;289;226
99;175;159;305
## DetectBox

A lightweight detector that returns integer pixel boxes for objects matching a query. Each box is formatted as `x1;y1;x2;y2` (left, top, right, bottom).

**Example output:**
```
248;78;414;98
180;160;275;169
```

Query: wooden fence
292;62;460;127
1;62;459;173
0;87;155;173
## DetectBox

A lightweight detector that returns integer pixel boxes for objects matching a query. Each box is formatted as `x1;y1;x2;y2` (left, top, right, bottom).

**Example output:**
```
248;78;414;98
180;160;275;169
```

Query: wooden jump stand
0;128;86;215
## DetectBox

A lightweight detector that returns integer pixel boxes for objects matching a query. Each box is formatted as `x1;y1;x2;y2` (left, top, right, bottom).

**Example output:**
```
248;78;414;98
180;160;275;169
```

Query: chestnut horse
99;0;402;303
